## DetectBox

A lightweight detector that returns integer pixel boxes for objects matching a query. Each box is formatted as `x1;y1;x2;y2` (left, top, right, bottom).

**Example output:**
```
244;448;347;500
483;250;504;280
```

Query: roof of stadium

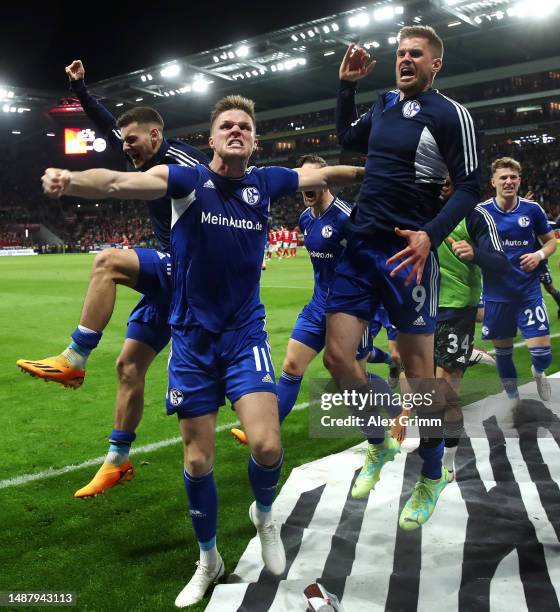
1;0;560;131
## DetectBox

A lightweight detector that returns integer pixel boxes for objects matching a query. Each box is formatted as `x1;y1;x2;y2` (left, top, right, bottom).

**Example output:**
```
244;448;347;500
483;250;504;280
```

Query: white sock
254;505;273;526
200;545;219;568
61;347;87;370
443;446;457;473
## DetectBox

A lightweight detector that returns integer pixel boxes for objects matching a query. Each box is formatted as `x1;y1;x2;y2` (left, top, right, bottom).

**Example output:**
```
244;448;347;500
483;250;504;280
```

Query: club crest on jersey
169;388;184;406
242;186;260;205
402;100;421;118
321;225;333;238
518;215;531;228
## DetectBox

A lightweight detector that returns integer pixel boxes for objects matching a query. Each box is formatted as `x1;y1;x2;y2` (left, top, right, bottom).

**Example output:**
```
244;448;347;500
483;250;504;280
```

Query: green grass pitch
0;250;559;611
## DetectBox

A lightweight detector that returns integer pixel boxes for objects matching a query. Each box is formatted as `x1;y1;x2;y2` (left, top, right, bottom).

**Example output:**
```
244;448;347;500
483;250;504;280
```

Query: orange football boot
74;461;135;498
16;355;85;388
231;428;248;445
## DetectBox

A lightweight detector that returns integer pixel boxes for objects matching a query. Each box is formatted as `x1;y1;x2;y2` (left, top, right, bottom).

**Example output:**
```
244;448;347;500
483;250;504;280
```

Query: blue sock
529;346;552;374
70;325;102;357
494;346;518;398
248;451;283;512
183;468;218;547
367;346;393;365
419;440;444;480
106;429;136;464
277;371;303;424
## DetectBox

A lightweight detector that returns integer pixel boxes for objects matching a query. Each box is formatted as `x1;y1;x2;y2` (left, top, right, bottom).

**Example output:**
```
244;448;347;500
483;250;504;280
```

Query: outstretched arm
42;165;169;201
295;165;364;190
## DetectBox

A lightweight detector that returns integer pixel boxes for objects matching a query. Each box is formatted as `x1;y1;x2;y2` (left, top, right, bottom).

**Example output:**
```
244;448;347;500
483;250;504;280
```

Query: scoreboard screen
64;128;107;155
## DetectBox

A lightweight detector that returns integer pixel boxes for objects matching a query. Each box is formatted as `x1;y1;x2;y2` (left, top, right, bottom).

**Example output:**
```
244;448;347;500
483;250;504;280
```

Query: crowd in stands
0;106;559;251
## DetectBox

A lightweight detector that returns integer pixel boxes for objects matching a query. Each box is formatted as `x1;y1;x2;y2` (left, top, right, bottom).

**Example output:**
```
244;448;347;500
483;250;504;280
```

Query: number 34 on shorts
482;296;550;340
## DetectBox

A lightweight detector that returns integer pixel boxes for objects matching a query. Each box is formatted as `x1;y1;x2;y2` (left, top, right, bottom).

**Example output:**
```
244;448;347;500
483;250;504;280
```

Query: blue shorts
290;309;370;360
482;296;550;340
369;306;399;342
167;319;276;418
326;234;440;334
126;248;172;354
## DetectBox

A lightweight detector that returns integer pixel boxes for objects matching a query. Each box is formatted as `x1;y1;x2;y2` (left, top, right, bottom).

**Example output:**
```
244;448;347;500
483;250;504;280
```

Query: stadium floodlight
364;40;381;48
291;34;298;41
331;22;339;31
8;91;14;98
169;91;175;95
0;88;6;98
2;104;9;112
46;132;55;137
307;29;315;37
348;13;370;27
161;64;181;78
300;32;306;38
245;70;252;77
395;6;404;14
147;74;153;80
448;20;462;26
236;45;249;58
163;91;169;96
322;25;330;33
228;51;235;59
388;36;398;44
277;62;285;70
213;56;219;63
495;10;504;19
141;75;147;82
271;65;277;72
116;102;124;106
324;50;335;56
135;97;143;102
11;130;20;134
473;15;482;23
515;0;559;17
10;107;16;112
192;79;209;93
251;69;258;76
374;6;394;20
220;52;228;60
298;58;307;65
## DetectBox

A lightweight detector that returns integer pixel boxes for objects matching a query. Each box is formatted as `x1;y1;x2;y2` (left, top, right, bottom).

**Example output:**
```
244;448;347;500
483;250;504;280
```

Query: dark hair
295;154;327;168
398;25;444;59
117;106;164;129
210;95;256;129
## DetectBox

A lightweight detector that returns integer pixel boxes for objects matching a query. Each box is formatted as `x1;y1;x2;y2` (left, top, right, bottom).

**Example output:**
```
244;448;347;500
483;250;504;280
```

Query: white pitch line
0;402;310;491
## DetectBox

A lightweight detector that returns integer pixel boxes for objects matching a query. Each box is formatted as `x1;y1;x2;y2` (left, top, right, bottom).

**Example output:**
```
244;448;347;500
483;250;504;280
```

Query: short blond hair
398;25;444;59
210;95;256;130
491;157;522;175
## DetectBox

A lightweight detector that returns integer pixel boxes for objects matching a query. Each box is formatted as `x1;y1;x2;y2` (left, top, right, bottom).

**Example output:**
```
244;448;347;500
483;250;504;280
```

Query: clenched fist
42;168;72;198
65;59;85;81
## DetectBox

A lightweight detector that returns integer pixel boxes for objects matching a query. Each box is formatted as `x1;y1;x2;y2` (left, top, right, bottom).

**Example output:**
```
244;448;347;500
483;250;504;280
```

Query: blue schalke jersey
70;78;209;252
298;197;352;323
478;197;551;302
336;83;481;247
166;164;299;332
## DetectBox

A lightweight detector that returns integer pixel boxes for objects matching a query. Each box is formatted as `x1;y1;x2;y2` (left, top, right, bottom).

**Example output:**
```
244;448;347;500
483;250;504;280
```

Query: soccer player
41;94;363;606
478;157;556;416
17;59;209;498
231;154;393;453
324;26;481;530
290;226;299;257
538;260;560;319
436;190;510;477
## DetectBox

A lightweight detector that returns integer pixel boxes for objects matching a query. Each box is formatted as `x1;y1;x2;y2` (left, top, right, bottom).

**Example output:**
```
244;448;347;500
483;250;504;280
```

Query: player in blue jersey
17;59;209;498
478;157;557;419
324;25;481;530
230;153;397;457
41;94;363;607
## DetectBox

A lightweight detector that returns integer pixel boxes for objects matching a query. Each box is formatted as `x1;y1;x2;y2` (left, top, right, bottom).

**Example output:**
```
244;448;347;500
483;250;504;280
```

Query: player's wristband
538;249;545;261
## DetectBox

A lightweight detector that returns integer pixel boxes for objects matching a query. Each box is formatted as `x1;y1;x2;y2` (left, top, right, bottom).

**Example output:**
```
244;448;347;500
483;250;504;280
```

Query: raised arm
294;165;364;191
42;165;169;201
66;60;122;150
336;44;376;153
